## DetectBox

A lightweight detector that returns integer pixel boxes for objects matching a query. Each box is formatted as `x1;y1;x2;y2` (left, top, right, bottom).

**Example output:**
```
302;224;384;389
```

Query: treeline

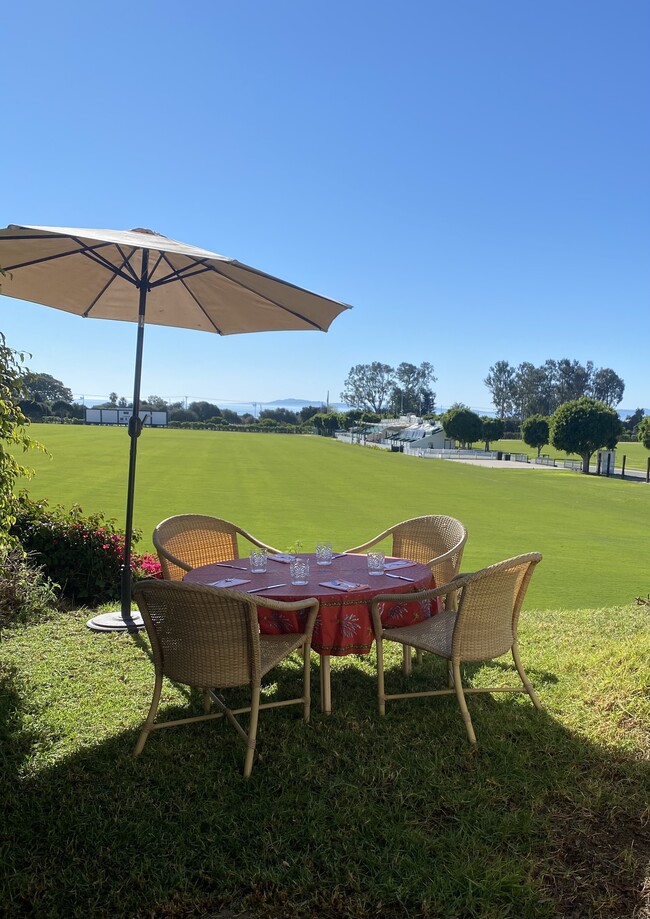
484;359;625;420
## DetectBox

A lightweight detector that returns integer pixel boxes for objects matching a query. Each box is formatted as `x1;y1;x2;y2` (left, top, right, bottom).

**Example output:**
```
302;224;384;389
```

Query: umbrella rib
204;262;328;330
2;238;116;274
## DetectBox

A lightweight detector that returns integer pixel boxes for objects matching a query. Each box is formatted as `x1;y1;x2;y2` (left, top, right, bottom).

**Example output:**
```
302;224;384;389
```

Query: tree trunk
581;453;591;474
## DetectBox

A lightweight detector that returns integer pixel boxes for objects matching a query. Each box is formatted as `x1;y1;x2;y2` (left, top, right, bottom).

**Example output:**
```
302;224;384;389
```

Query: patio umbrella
0;225;351;630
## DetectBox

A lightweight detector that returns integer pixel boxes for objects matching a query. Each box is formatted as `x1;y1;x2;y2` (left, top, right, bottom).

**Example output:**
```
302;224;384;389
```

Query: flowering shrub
11;493;161;607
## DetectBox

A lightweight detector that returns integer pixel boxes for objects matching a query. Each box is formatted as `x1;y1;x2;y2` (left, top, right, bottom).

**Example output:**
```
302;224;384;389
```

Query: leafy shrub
0;547;58;630
10;494;161;607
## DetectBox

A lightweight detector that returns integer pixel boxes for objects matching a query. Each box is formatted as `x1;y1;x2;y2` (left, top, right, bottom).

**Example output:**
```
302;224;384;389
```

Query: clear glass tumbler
367;551;386;576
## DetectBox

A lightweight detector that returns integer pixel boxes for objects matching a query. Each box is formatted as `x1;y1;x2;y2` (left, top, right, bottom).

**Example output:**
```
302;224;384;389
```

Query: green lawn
3;426;649;918
14;425;650;611
1;602;648;919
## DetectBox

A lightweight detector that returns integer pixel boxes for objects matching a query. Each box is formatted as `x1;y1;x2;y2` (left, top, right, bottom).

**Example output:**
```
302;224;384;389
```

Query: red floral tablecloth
185;554;439;656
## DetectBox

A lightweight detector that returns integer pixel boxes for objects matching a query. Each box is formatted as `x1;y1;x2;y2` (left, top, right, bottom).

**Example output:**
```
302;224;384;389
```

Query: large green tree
550;397;622;474
23;372;73;403
441;405;482;448
341;362;395;413
591;368;625;407
484;360;517;418
521;414;550;457
480;416;505;451
392;362;436;415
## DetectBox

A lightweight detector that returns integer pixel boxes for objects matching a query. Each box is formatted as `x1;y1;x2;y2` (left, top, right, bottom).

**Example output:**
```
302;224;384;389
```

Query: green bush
0;547;58;630
10;494;160;607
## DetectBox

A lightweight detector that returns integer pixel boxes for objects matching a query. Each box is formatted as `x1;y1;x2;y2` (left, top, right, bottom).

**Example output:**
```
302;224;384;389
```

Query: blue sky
1;0;648;412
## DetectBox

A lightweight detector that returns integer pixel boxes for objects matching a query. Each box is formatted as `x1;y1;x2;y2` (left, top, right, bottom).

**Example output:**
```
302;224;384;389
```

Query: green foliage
480;416;505;450
0;333;40;550
22;371;74;403
550;397;623;474
638;416;650;450
0;547;58;629
521;414;550;456
10;494;159;607
441;405;482;447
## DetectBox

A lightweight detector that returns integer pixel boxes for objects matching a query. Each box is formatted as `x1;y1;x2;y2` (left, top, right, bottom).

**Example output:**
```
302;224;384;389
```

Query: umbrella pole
120;265;148;620
87;251;149;632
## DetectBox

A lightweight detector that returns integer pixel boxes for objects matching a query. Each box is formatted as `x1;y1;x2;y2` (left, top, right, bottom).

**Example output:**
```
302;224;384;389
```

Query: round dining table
184;553;436;713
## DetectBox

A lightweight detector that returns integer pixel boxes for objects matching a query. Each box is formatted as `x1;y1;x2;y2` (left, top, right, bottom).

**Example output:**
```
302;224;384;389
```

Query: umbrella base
86;610;144;632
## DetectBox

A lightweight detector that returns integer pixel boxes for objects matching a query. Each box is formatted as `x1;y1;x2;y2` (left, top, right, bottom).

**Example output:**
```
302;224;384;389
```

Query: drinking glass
249;550;267;573
367;551;386;576
289;558;310;585
315;542;333;566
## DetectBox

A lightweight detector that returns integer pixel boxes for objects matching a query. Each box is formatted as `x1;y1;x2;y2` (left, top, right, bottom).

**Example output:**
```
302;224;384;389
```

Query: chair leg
447;662;455;688
376;636;386;716
243;685;261;778
452;660;477;745
202;689;211;713
402;644;413;675
302;643;311;722
134;673;163;757
415;649;423;665
512;642;542;710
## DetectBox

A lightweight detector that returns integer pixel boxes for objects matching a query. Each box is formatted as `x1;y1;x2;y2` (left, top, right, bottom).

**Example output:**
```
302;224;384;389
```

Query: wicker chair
132;579;319;777
346;515;468;672
370;553;543;745
345;515;467;608
153;514;281;581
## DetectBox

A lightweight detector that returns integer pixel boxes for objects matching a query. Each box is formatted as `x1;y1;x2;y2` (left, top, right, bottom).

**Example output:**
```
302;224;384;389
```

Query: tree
259;407;299;425
146;395;169;410
392;362;436;415
22;372;73;403
550;397;622;474
638;417;650;450
189;401;221;421
484;360;517;418
0;333;39;550
312;412;340;436
480;416;504;451
550;358;593;407
623;408;645;433
169;408;198;423
515;362;552;419
591;368;625;407
108;392;118;406
341;362;395;413
298;405;321;423
441;405;482;448
521;414;550;457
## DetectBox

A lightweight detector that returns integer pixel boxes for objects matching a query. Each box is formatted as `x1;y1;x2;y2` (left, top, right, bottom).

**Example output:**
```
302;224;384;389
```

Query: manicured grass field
13;425;650;611
4;426;649;919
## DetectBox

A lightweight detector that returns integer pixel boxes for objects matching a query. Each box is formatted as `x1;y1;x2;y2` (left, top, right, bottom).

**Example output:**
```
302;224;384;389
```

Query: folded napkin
208;578;251;588
385;560;416;570
268;554;296;563
319;579;370;592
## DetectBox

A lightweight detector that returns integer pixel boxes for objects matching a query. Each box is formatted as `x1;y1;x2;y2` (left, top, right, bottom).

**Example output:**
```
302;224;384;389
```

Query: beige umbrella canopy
0;224;352;629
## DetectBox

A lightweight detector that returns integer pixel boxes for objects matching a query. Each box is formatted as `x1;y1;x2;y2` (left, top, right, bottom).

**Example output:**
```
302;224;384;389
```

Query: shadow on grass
1;647;648;919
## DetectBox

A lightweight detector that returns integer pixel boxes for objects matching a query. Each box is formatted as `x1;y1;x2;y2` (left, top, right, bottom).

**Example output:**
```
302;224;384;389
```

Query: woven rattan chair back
452;555;539;662
370;552;543;744
346;515;467;601
134;579;261;688
389;516;467;586
132;579;318;776
153;514;279;580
